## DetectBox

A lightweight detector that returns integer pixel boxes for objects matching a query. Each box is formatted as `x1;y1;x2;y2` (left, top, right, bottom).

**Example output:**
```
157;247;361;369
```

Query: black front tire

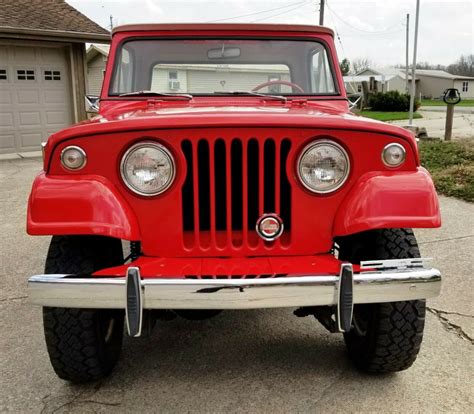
42;236;124;383
337;228;426;373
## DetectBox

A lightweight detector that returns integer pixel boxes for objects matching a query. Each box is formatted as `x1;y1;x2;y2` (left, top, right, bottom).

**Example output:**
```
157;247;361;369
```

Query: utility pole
109;15;114;31
408;0;420;125
319;0;325;25
405;13;410;93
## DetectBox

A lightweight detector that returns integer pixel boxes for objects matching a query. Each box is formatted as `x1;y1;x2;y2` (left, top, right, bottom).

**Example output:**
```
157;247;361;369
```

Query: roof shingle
0;0;109;36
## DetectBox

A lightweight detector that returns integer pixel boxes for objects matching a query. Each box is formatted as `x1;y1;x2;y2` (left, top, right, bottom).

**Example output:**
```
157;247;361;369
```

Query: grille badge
256;214;284;241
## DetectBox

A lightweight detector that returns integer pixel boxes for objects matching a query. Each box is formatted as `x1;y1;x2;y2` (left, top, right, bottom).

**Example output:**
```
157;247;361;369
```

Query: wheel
337;228;426;373
42;236;124;382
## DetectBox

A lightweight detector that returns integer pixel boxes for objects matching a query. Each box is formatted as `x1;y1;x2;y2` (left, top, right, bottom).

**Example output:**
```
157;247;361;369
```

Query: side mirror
85;95;100;113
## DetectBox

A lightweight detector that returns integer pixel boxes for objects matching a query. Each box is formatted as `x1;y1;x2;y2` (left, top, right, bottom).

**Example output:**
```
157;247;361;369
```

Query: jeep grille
181;137;292;250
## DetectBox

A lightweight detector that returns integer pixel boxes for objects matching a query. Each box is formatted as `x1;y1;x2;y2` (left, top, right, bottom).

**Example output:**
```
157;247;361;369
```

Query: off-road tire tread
43;307;123;382
338;228;426;373
43;236;124;383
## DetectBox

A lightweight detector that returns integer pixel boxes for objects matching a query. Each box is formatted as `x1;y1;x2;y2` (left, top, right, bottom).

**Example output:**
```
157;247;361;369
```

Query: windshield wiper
119;91;193;100
213;91;287;103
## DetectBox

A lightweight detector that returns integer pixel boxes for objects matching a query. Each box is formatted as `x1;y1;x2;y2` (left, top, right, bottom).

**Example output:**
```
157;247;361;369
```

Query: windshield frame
107;36;341;99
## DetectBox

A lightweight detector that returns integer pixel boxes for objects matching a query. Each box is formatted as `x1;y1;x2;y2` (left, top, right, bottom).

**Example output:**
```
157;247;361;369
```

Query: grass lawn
419;140;474;202
360;111;422;121
421;99;474;107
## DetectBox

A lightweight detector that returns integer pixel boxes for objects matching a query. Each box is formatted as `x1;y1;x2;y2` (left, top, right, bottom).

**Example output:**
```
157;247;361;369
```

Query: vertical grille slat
214;140;227;232
230;140;243;232
242;140;248;244
274;140;281;215
181;136;291;251
263;140;276;213
181;141;194;232
191;141;201;243
280;139;292;234
247;139;259;230
225;140;232;246
197;140;211;232
208;141;216;245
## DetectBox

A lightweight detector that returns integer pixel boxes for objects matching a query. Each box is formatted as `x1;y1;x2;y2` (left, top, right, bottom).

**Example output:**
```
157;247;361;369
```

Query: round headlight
297;140;350;194
382;143;406;167
120;141;175;196
61;146;86;170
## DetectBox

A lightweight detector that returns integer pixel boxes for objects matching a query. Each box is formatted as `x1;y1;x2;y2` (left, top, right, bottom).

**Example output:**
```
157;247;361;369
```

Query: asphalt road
1;158;473;413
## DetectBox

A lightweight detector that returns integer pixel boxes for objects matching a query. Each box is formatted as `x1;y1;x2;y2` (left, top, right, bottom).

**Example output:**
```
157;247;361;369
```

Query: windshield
110;39;337;96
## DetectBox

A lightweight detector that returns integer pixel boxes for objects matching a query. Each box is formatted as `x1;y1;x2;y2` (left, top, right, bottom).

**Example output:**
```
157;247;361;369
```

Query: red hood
46;98;417;151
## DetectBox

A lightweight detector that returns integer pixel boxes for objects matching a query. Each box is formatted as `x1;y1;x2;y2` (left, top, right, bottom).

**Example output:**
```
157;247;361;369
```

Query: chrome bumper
28;260;441;311
28;258;441;336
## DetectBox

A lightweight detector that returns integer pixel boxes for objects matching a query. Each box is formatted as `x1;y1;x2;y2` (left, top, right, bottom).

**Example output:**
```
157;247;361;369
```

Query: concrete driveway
390;107;474;139
1;158;473;413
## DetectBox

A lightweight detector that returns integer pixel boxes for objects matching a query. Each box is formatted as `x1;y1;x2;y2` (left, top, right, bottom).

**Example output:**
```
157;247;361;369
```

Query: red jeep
27;24;441;382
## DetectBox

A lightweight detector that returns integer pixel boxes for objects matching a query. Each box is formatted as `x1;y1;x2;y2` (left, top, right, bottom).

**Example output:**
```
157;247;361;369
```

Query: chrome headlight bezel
297;139;350;194
120;141;176;197
382;143;406;168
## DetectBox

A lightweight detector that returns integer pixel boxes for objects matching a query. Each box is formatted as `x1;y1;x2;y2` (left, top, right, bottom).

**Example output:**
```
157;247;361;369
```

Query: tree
447;54;474;77
352;58;372;74
339;58;350;75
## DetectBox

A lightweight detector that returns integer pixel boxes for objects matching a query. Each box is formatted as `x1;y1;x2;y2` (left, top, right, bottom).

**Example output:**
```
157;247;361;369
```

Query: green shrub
367;91;420;112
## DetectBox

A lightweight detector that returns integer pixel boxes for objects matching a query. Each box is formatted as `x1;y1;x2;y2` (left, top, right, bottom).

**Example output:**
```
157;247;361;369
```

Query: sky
68;0;474;67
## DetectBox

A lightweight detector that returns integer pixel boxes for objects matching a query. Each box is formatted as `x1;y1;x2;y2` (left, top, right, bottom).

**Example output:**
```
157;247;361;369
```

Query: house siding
416;76;453;99
344;75;409;95
150;66;291;93
386;76;407;93
86;53;106;95
454;79;473;99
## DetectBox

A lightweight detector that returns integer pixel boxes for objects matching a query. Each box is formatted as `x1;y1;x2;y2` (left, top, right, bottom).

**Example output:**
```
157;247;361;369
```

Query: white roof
86;43;110;59
415;69;474;80
355;67;415;80
356;67;474;81
343;74;397;83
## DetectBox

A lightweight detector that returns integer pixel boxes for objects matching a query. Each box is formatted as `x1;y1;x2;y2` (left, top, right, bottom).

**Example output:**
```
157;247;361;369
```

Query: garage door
0;44;73;154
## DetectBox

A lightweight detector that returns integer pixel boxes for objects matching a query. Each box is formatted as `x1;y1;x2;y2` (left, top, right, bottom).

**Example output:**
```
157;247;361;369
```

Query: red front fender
333;167;441;236
27;173;140;240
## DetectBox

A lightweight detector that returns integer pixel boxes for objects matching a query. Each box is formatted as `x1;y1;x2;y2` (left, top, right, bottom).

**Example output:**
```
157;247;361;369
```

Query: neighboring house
0;0;109;154
86;45;312;96
344;67;416;96
345;67;474;99
86;44;110;95
150;64;293;94
414;69;474;99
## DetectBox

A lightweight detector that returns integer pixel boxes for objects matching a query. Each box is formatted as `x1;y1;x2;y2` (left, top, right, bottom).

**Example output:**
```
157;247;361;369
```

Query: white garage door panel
0;89;12;104
16;89;40;104
0;113;14;127
21;132;43;147
0;134;15;150
46;111;66;125
43;89;68;104
13;46;37;62
0;44;73;154
19;112;41;126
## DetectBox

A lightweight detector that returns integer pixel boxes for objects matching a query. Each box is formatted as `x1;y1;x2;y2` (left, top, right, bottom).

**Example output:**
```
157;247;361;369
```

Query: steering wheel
252;80;305;94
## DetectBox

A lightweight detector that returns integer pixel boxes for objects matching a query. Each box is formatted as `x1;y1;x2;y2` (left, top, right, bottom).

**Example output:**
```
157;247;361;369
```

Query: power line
325;1;346;57
338;29;404;37
250;1;312;22
326;1;403;34
208;0;309;23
